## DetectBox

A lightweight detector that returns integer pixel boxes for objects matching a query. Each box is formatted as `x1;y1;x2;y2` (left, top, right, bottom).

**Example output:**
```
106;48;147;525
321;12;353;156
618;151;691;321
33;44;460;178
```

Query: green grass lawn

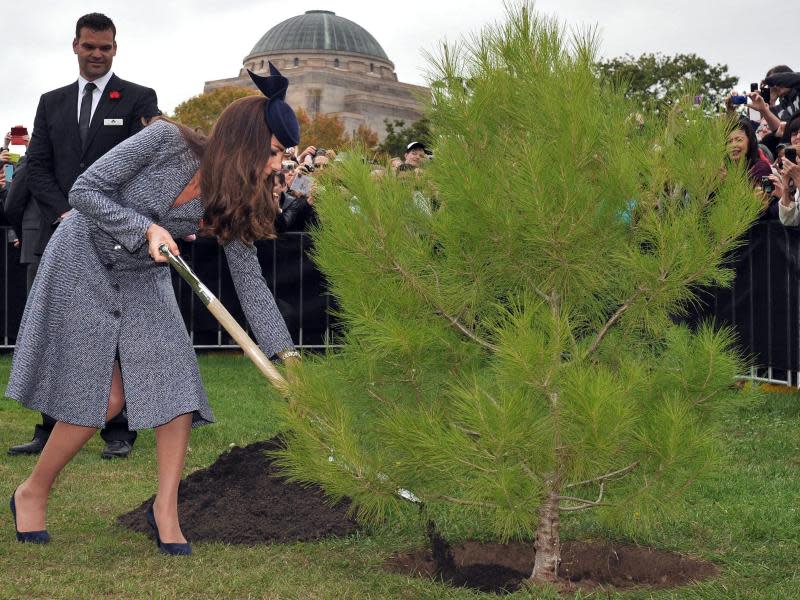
1;353;799;599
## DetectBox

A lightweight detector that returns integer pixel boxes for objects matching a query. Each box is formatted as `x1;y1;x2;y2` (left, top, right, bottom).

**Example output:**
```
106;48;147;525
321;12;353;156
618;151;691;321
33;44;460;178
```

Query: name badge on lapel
104;118;124;126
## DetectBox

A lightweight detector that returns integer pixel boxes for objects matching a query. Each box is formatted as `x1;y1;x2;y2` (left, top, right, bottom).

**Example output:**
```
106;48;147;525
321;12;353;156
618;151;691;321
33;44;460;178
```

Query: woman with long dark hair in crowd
726;117;776;218
727;117;772;183
7;64;300;555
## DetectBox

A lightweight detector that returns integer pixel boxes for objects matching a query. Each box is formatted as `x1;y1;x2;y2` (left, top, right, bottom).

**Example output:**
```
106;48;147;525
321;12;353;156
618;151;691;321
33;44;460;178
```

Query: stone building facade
204;10;428;142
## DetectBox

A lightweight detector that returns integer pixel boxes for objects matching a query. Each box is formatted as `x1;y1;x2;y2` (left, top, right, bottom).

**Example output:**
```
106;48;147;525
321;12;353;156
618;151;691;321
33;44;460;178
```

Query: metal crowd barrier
671;220;800;387
0;229;339;351
1;223;800;388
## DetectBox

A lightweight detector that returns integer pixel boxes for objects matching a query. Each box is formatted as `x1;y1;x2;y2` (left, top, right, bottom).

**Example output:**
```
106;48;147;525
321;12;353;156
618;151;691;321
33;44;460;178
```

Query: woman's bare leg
14;362;125;533
152;413;192;544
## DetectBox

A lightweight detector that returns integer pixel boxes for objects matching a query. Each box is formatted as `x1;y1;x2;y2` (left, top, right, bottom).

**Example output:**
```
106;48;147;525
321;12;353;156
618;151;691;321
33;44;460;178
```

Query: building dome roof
247;10;389;62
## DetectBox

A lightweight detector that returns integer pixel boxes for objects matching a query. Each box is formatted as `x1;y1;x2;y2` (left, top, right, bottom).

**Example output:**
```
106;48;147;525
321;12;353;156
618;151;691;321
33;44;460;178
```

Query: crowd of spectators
267;139;433;231
4;64;800;279
725;65;800;225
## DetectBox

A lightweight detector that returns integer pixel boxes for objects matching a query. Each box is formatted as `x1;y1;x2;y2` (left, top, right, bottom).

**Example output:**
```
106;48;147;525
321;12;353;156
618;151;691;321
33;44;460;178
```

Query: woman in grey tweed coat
9;65;300;553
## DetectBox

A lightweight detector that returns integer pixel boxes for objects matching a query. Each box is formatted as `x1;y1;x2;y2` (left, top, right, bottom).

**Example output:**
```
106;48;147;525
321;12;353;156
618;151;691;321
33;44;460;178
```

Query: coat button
105;263;113;270
79;162;85;169
113;310;121;318
112;283;120;291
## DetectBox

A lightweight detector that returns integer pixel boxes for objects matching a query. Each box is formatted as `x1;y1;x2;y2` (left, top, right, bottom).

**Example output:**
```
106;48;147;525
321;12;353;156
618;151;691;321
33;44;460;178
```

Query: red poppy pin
109;90;122;101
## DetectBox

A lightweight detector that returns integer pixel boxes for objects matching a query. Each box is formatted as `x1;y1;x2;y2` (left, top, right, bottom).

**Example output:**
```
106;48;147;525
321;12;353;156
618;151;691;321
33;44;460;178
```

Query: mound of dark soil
385;531;718;594
118;438;358;544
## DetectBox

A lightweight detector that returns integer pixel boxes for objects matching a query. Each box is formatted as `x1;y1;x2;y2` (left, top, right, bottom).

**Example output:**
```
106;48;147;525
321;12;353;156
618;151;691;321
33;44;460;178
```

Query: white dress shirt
76;70;115;123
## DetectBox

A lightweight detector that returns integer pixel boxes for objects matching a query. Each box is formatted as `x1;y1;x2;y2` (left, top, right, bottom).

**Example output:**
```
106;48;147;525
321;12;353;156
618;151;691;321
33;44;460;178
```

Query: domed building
204;10;428;143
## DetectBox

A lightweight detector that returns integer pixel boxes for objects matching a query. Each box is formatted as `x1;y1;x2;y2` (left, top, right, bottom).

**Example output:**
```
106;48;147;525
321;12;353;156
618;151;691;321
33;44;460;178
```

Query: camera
761;176;774;195
731;95;748;105
785;147;797;164
760;86;771;104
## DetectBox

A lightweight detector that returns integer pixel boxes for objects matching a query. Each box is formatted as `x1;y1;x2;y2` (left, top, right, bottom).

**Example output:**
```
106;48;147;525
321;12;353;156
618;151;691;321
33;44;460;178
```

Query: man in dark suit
7;12;160;459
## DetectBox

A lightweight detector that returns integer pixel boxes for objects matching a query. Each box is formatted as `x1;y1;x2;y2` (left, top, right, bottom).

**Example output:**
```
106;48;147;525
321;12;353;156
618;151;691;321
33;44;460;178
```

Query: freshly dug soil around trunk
118;438;358;544
385;532;718;594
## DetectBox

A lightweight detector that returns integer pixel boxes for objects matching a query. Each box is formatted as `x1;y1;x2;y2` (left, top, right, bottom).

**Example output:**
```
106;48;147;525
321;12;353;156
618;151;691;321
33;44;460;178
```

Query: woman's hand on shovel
146;224;179;263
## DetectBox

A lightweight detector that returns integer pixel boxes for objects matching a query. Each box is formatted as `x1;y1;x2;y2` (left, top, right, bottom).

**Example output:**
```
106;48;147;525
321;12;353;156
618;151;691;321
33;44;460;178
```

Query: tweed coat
5;120;295;430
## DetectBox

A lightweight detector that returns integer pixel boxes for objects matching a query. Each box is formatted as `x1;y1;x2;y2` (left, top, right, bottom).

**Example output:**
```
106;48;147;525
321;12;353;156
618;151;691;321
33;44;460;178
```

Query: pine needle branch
584;223;745;360
520;461;537;481
564;461;640;489
559;484;603;505
437;308;497;352
454;456;497;474
367;388;398;406
584;292;641;359
436;495;500;509
560;502;613;512
392;260;498;352
558;481;609;511
454;424;482;438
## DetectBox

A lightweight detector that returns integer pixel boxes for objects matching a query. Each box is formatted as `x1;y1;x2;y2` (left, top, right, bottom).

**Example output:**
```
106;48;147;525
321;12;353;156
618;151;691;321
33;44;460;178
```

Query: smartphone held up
5;124;29;165
10;125;28;146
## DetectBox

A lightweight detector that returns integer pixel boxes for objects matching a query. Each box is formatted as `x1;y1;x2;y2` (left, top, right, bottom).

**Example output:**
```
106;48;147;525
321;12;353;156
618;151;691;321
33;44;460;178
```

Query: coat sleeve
69;120;176;253
223;239;295;358
26;94;70;225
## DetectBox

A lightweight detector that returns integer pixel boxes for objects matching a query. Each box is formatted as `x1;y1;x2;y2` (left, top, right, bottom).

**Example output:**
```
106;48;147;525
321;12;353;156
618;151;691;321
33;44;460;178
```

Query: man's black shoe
8;438;47;456
101;441;133;460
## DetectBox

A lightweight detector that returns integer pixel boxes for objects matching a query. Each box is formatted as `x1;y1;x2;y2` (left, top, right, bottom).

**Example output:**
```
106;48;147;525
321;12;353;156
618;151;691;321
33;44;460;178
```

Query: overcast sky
3;1;798;138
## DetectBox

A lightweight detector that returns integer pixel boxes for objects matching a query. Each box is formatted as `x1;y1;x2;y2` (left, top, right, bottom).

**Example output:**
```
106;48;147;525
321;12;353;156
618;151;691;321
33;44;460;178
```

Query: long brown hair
199;96;278;244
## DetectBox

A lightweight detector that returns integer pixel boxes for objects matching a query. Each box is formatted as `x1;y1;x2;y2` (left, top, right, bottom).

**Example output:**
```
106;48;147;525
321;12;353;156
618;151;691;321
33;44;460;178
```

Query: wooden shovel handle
205;297;289;394
159;243;289;394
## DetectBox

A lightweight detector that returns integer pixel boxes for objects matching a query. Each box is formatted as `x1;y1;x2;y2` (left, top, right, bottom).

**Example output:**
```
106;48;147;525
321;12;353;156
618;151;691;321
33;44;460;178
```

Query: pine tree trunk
529;490;561;584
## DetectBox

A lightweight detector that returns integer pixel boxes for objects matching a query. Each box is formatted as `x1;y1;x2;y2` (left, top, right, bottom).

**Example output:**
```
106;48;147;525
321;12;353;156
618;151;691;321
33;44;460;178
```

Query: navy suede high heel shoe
9;489;50;544
145;504;191;556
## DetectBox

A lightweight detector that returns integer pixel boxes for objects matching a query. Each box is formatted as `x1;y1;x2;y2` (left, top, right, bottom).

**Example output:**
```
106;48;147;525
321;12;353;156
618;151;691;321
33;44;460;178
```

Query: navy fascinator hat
247;62;301;148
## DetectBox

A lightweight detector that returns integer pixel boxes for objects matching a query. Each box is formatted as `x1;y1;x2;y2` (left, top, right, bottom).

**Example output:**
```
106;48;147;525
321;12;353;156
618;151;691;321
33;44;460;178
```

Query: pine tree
274;3;761;584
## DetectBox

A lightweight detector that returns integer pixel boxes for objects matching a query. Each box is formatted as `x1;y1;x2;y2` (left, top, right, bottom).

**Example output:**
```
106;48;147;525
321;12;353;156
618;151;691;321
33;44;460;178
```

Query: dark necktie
79;82;97;148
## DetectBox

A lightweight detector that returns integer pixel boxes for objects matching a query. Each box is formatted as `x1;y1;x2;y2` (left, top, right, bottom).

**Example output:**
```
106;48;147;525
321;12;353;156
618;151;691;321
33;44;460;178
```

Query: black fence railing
686;220;800;386
0;223;798;385
0;230;338;350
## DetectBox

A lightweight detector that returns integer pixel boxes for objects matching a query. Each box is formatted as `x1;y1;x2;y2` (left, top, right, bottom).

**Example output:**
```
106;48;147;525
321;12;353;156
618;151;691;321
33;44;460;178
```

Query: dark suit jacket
26;73;159;256
3;157;45;264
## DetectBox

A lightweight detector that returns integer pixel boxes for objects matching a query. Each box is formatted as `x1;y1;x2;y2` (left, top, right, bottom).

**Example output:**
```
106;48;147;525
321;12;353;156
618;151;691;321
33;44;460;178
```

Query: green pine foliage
273;3;762;546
